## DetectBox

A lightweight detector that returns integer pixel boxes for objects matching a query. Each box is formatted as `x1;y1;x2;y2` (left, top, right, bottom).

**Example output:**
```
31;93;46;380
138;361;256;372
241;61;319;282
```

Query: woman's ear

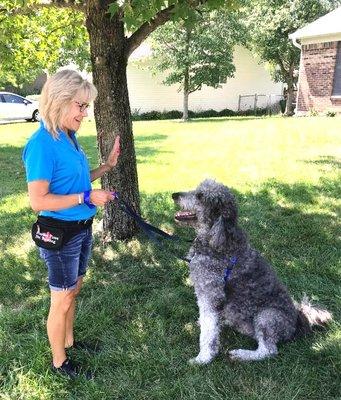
208;216;228;252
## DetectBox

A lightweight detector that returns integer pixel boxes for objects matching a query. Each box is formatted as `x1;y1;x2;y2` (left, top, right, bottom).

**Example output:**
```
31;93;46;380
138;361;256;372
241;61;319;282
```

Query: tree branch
126;5;175;58
277;54;289;78
189;84;201;94
125;0;209;58
159;38;180;54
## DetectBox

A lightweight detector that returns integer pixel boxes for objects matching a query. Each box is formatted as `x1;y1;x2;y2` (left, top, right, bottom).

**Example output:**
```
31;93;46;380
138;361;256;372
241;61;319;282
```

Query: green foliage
324;110;337;117
108;0;232;31
130;107;270;120
149;8;244;94
0;0;234;90
131;108;236;121
0;4;89;89
242;0;338;84
308;107;319;116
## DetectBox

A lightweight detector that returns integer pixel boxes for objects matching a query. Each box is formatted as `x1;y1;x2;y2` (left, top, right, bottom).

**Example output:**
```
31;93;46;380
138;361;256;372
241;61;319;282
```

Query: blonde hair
39;69;97;138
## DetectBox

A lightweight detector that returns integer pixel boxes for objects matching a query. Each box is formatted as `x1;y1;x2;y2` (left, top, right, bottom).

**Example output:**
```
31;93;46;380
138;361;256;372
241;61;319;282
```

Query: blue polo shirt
22;121;96;221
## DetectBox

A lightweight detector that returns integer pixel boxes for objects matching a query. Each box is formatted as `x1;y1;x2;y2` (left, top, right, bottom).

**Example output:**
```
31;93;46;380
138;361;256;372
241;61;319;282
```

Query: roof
289;6;341;41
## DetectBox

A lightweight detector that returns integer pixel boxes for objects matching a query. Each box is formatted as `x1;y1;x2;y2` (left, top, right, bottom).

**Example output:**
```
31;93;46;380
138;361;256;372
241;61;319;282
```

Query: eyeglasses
74;101;90;112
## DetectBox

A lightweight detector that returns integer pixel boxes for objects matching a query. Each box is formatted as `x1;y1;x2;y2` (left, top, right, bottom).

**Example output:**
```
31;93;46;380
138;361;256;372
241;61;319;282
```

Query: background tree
0;6;89;91
1;0;230;239
149;9;244;120
242;0;338;116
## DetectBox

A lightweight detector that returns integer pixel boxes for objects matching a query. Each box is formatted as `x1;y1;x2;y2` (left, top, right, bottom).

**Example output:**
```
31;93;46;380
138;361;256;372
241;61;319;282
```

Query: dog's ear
209;216;228;252
209;214;242;252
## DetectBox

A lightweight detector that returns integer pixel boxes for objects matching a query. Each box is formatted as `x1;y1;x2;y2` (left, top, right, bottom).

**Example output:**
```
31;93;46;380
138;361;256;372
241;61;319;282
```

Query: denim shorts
39;227;92;291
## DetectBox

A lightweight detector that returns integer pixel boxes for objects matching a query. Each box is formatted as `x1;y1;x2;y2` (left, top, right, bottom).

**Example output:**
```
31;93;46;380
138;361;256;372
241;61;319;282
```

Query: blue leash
111;192;237;272
112;192;191;262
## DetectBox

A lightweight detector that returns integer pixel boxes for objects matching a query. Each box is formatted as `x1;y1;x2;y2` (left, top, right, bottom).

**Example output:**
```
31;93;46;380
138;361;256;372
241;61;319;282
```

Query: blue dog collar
224;256;237;283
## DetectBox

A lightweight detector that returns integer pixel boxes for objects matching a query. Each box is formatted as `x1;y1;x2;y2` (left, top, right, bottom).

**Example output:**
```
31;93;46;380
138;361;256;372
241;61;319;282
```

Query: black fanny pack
31;216;93;250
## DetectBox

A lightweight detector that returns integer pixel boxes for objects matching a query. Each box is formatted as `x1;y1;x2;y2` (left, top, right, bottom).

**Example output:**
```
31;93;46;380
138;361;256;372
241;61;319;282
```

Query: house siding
128;46;282;113
296;40;341;114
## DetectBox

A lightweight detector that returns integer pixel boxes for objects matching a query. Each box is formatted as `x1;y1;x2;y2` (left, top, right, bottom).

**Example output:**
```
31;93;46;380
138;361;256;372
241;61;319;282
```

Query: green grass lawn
0;116;340;400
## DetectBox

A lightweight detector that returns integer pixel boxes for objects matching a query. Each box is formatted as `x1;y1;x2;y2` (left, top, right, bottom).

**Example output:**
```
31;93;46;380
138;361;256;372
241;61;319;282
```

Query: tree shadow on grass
136;170;340;311
1;173;339;306
135;133;173;164
78;133;173;165
1;130;171;201
302;155;341;170
0;144;27;198
86;174;339;397
0;162;340;398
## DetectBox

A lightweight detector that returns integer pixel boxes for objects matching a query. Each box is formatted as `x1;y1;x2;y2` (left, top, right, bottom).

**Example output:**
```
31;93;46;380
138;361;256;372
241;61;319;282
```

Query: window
0;95;5;103
332;41;341;96
2;94;26;104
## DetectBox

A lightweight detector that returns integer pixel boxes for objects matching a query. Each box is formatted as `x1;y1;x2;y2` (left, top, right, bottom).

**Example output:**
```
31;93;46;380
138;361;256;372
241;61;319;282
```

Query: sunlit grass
0;116;340;399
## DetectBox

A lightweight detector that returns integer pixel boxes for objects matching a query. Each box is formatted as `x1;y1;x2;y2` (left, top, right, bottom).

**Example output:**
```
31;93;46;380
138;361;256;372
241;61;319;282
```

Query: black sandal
51;358;94;380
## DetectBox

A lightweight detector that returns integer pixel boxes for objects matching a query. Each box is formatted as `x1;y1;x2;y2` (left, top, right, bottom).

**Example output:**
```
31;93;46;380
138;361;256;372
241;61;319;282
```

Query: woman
22;69;120;378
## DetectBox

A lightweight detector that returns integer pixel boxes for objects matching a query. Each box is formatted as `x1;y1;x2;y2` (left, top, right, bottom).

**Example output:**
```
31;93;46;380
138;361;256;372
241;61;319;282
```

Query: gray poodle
172;179;332;363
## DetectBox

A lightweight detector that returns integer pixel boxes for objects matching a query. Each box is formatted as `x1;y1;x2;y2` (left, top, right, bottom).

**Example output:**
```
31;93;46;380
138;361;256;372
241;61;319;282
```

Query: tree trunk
182;24;191;121
284;64;296;116
86;0;140;239
183;69;189;121
285;80;295;116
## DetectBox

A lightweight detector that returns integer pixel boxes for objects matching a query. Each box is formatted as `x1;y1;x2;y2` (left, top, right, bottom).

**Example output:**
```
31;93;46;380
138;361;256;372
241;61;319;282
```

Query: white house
24;43;283;115
127;43;283;113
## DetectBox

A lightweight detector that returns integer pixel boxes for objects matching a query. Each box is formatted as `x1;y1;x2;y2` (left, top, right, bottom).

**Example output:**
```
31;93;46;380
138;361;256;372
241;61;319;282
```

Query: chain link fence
238;94;285;114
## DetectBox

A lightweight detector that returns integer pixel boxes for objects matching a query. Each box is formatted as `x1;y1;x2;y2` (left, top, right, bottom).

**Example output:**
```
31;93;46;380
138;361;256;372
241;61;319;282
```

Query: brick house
289;7;341;115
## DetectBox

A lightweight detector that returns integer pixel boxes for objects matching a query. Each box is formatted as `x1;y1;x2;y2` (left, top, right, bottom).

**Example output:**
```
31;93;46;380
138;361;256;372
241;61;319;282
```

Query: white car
0;92;40;122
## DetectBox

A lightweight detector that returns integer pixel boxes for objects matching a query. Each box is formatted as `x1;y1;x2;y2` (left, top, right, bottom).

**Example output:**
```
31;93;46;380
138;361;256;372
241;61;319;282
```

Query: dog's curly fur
172;179;332;363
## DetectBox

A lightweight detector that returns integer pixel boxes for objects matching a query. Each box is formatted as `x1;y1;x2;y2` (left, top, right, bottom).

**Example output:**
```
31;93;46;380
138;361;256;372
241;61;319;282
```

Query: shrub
308;108;319;117
279;99;286;114
218;108;236;117
132;110;162;120
194;109;220;118
161;110;183;120
324;110;336;117
237;107;267;116
130;107;259;121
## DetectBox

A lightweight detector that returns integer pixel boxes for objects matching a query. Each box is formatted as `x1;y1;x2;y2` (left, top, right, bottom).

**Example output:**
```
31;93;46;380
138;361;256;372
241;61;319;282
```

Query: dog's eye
196;192;203;200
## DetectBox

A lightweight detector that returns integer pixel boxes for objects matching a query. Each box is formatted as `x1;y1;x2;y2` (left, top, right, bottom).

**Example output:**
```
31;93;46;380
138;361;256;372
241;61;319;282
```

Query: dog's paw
188;354;212;365
229;349;249;361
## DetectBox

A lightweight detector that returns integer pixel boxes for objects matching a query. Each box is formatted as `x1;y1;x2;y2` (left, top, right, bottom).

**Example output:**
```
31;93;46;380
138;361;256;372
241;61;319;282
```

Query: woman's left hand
105;135;121;169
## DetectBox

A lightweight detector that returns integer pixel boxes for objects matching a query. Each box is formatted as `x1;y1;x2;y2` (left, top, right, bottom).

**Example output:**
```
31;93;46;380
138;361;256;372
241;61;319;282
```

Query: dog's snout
172;192;180;201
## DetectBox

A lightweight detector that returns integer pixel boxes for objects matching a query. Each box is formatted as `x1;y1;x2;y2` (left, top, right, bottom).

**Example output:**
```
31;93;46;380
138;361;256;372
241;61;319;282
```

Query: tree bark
285;80;295;116
86;0;140;239
284;63;296;116
182;25;191;121
183;70;189;121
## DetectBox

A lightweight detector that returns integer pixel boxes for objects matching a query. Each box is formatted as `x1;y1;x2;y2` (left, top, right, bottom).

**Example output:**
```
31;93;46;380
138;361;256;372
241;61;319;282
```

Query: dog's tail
294;294;332;337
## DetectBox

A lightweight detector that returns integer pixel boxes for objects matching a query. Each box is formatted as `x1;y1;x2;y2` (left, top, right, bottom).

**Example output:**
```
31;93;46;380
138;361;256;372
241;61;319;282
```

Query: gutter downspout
291;36;301;49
